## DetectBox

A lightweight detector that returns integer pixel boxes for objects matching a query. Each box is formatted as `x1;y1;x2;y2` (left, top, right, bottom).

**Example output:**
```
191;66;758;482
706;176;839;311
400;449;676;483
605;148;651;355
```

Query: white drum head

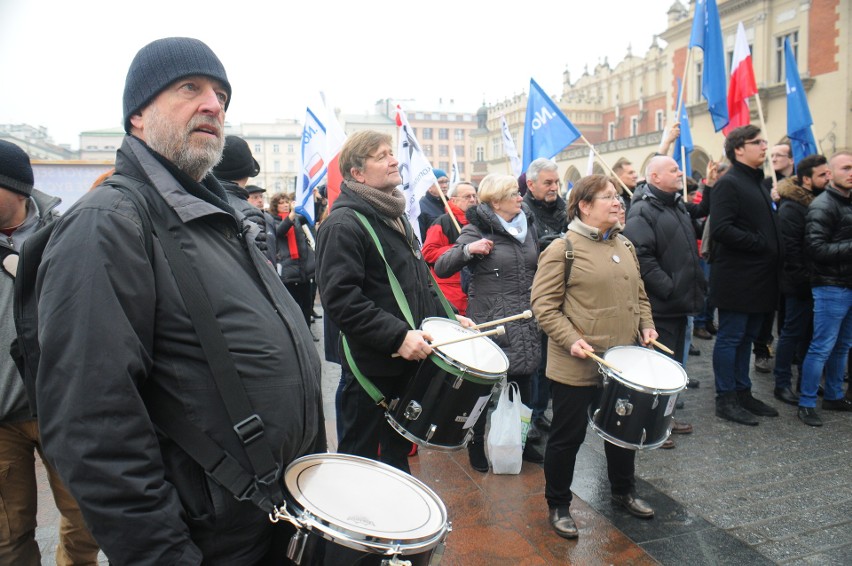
422;317;509;376
285;454;447;544
603;346;687;392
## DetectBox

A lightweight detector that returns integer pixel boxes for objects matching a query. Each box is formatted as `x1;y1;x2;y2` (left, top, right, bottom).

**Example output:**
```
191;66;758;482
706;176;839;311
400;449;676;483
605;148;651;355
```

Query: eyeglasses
593;193;619;201
744;139;768;146
505;191;521;199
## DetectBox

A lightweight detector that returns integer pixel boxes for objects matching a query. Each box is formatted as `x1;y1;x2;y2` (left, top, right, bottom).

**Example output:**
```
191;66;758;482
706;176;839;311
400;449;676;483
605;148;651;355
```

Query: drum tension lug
615;398;633;416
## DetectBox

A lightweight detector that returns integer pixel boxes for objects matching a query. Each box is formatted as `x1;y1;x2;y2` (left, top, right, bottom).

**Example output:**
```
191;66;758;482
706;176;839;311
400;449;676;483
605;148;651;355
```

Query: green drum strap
341;334;386;407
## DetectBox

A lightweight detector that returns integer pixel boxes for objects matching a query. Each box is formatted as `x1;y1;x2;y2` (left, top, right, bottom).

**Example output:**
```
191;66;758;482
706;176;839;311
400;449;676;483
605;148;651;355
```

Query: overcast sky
1;0;679;149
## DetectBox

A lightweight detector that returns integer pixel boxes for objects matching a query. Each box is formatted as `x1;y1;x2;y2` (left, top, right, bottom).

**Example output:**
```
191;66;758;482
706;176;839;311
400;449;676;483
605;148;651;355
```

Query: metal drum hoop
599;346;687;395
421;317;509;381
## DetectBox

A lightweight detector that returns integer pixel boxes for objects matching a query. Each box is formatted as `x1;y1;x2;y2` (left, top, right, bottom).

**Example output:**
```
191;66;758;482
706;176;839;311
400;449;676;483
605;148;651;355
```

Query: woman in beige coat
530;175;658;539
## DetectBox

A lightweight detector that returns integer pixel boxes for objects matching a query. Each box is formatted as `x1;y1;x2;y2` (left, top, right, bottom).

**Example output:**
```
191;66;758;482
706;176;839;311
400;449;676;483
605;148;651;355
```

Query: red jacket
421;202;469;314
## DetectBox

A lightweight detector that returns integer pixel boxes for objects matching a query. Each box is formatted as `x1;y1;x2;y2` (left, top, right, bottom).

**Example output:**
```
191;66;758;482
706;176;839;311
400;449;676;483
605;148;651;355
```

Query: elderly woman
530;175;658;539
435;173;541;472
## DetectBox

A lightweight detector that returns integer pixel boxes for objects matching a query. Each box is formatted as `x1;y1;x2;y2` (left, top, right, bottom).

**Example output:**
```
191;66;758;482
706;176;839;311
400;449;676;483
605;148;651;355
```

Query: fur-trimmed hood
777;176;819;207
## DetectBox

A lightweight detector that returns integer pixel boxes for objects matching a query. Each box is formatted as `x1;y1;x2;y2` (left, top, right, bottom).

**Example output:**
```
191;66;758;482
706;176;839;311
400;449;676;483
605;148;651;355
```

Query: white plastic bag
487;381;523;474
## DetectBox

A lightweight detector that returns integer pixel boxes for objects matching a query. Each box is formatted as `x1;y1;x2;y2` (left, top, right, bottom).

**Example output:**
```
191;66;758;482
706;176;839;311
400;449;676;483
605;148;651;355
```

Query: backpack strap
562;235;575;287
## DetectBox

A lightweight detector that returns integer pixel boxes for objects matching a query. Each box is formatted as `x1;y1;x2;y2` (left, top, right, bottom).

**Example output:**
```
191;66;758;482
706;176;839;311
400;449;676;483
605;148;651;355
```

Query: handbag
487;381;524;475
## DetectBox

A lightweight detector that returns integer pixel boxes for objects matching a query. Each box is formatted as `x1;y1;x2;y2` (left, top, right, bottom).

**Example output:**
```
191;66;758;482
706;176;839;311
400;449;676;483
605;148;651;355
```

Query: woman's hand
455;315;475;328
641;328;659;347
288;210;297;222
467;238;493;256
570;338;594;359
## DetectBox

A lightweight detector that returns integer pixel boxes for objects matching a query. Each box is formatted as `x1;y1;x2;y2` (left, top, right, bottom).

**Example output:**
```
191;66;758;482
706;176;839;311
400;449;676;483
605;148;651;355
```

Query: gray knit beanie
0;139;34;197
122;37;231;132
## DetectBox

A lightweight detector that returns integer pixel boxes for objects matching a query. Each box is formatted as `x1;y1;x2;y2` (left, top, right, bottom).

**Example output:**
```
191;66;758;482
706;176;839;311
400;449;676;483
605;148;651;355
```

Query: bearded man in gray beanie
34;37;325;565
0;139;100;566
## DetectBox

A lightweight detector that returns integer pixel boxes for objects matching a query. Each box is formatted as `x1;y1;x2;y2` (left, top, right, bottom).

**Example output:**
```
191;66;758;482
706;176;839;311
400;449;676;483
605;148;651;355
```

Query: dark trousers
530;333;551;420
774;294;814;390
654;316;687;365
544;383;635;508
284;281;312;326
336;368;411;473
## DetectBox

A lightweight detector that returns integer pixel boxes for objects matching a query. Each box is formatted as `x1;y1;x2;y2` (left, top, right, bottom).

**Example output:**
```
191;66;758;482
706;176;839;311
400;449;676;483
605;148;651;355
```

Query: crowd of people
1;35;850;563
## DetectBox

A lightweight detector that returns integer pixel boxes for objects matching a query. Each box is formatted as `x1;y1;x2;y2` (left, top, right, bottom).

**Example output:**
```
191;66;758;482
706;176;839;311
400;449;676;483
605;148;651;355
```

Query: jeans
712;310;764;394
684;316;694;366
0;421;99;566
694;259;712;326
799;286;852;408
773;294;813;390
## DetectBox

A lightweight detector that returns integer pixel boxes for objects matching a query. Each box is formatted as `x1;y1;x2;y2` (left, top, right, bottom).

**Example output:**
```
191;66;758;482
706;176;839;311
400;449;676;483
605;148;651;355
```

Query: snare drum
386;317;508;451
588;346;687;450
280;454;450;565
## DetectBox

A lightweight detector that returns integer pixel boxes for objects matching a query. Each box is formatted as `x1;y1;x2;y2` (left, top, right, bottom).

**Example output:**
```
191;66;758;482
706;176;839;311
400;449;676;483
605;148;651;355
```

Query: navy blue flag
785;38;818;164
689;0;729;132
673;79;694;178
522;78;581;171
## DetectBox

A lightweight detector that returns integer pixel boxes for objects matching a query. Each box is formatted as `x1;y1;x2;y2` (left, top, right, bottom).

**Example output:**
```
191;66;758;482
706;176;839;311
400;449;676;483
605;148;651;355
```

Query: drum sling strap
106;174;284;514
341;210;456;407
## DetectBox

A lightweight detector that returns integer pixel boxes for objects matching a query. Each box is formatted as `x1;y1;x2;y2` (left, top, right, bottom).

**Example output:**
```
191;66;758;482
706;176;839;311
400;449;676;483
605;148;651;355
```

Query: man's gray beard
144;107;224;181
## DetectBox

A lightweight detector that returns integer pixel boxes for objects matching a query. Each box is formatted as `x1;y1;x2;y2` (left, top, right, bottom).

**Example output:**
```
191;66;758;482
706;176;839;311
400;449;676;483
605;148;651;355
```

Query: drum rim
284;454;450;553
421;317;509;379
386;413;471;452
601;345;687;394
587;406;674;450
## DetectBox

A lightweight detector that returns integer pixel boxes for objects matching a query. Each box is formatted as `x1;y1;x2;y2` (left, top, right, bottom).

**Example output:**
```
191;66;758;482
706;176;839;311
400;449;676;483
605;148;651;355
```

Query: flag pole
581;135;632;197
681;145;689;200
753;92;778;188
436;185;462;233
811;125;824;155
675;48;693;128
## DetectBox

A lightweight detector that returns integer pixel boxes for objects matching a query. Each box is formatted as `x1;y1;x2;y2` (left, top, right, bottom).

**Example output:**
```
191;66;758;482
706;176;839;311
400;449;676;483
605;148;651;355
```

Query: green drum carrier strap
342;210;457;406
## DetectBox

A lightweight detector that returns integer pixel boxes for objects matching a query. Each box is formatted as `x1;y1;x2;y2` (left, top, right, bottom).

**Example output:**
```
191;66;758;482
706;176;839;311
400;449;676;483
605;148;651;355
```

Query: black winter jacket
522;192;567;252
805;185;852;288
434;203;540;376
418;192;445;240
35;136;325;566
274;213;316;284
623;185;706;318
777;177;821;297
709;161;782;312
316;183;447;378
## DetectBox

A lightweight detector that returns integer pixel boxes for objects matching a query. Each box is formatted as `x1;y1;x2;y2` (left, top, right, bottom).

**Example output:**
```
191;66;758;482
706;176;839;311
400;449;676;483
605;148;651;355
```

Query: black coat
623;185;706;318
435;203;540;376
709;161;782;312
805;185;852;288
418;191;445;240
274;213;316;283
522;192;567;252
316;183;447;377
777;177;820;297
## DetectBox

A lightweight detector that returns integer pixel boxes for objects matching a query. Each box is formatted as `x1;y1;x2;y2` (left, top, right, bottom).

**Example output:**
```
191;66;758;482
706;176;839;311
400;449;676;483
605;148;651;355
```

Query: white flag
396;105;437;242
450;147;461;188
501;114;523;177
295;107;329;225
585;146;596;176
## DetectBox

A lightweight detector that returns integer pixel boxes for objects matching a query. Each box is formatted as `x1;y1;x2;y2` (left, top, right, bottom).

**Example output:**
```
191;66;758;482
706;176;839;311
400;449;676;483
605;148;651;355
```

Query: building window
492;137;501;157
458;162;465;174
287;144;295;154
439;145;449;157
422;128;433;140
274;160;280;173
275;181;282;191
424;145;433;157
273;144;280;153
476;146;485;161
776;31;798;83
439;161;449;171
438;128;449;140
254;144;262;153
454;129;465;140
288;160;295;170
655;110;664;131
608;122;615;141
455;145;465;158
630;116;639;137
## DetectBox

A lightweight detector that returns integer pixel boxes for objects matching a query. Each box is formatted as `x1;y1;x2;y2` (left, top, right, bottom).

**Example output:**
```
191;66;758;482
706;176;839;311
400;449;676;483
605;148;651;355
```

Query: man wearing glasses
709;125;783;425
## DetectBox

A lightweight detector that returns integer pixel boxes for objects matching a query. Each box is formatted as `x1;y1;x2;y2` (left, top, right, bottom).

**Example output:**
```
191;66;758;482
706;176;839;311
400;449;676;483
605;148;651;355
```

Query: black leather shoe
798;407;823;427
706;320;718;335
675;399;685;410
716;394;759;425
526;425;542;443
311;309;322;319
774;387;799;406
754;356;773;373
611;493;654;519
737;390;779;416
533;415;552;431
522;443;544;464
688;345;701;356
467;440;489;472
549;507;578;539
686;377;700;388
822;398;852;411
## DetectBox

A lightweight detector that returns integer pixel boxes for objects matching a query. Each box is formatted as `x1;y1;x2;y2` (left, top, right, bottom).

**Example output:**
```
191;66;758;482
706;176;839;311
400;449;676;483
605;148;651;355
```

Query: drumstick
391;326;506;358
585;351;624;374
472;310;533;330
649;339;675;355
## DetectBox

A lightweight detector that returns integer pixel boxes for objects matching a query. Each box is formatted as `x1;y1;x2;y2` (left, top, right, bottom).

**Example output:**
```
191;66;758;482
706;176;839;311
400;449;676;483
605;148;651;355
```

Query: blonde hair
477;173;518;205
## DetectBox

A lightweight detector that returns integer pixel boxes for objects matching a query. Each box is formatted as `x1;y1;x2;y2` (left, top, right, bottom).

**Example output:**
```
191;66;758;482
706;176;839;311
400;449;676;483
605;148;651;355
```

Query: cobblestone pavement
35;311;852;564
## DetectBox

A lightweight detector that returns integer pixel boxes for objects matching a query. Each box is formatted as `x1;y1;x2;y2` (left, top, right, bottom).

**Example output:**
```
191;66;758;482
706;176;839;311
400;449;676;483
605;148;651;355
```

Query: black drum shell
286;528;439;566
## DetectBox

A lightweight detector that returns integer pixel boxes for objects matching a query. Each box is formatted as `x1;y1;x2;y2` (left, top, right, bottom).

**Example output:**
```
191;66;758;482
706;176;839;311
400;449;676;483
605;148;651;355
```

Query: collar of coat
567;217;624;242
777;176;820;207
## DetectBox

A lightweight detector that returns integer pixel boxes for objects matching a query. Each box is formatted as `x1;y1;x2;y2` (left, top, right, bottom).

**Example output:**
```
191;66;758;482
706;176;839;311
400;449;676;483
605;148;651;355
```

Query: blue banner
689;0;729;132
785;38;818;164
522;78;581;171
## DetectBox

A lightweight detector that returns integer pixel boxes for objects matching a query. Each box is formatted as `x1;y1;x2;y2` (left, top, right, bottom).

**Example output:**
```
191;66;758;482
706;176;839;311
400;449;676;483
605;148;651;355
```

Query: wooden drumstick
649;339;675;355
391;326;506;358
585;351;624;375
472;310;533;330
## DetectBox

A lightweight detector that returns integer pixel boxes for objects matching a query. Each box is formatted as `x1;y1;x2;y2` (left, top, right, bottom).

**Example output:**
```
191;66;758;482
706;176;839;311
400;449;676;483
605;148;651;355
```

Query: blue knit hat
432;168;447;180
122;37;231;132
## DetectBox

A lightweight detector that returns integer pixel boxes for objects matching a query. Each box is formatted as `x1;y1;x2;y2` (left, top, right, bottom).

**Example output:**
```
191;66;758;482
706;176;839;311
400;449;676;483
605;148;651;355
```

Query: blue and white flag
396;105;438;242
689;0;729;132
522;78;581;172
295;107;328;225
785;38;818;164
500;114;523;177
673;79;694;177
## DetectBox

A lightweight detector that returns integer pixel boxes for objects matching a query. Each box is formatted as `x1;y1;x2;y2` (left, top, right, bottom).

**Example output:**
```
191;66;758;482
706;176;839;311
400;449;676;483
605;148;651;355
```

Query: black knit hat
213;136;260;180
0;139;34;197
123;37;231;132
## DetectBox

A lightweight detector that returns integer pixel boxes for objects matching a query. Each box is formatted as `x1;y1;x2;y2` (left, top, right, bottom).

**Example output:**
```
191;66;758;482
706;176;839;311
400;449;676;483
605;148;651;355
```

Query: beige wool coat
531;218;655;387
